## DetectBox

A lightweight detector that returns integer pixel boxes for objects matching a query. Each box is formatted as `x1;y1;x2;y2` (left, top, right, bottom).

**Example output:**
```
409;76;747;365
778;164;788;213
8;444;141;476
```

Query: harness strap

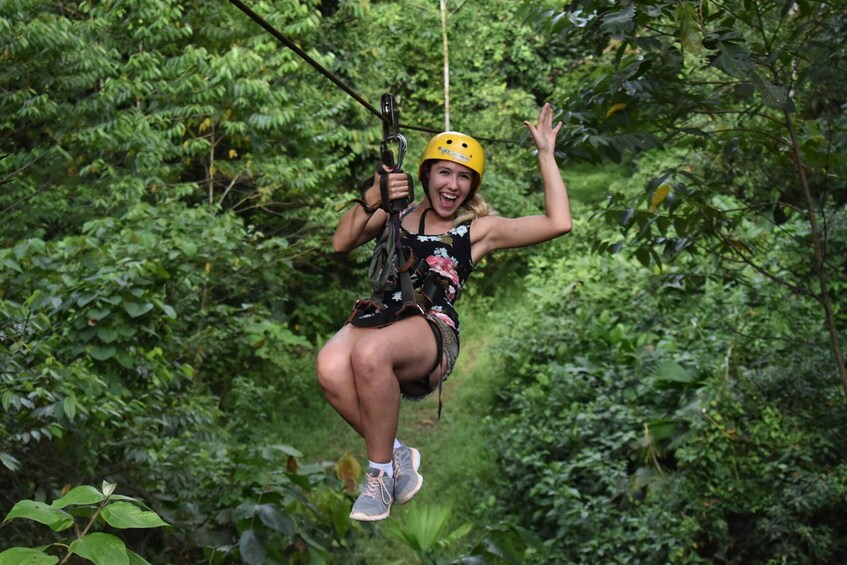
367;222;396;292
380;173;391;213
423;316;446;419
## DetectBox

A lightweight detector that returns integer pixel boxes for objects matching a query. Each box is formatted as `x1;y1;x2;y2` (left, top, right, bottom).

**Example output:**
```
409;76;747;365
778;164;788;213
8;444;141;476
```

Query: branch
0;183;54;218
697;127;787;147
0;148;51;186
721;315;826;351
642;423;666;476
783;109;847;401
691;200;815;299
216;174;241;207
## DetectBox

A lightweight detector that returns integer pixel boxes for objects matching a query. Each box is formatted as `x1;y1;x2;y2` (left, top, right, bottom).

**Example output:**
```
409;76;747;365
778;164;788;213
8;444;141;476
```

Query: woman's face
427;160;474;217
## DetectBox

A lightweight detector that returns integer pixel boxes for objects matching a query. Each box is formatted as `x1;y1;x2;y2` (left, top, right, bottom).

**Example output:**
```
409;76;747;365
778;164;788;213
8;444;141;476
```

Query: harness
349;94;422;322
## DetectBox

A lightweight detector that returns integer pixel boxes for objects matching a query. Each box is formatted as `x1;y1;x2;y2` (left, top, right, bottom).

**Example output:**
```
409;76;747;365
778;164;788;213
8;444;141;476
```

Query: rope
227;0;522;145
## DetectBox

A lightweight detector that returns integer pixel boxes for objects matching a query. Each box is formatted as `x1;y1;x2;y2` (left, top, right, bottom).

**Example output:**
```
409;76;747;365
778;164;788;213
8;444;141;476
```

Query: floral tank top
349;206;475;342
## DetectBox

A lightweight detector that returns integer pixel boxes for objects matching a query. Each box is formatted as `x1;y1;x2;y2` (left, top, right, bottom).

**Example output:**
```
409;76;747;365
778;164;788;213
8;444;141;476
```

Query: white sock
393;438;402;450
369;460;394;478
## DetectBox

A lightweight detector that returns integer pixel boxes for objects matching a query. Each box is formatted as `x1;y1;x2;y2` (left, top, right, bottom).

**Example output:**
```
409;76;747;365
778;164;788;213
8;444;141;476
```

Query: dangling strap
422;316;446;419
438;379;444;420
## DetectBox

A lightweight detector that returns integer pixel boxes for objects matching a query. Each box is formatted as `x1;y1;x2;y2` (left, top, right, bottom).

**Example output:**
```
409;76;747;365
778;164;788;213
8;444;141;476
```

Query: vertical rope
440;0;450;131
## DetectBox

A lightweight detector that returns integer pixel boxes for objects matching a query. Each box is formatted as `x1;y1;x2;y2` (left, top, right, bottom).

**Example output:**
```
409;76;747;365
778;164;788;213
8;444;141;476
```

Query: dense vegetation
2;0;845;563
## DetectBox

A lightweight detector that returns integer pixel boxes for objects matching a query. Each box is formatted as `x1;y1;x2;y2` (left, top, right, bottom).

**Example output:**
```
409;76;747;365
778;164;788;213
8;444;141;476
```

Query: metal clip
380;93;407;171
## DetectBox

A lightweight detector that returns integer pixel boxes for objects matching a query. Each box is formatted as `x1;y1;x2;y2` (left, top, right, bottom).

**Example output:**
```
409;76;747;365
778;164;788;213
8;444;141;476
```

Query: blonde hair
454;191;494;225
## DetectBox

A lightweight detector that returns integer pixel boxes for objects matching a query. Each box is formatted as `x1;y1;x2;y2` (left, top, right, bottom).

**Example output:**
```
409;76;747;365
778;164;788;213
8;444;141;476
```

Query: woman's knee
315;344;350;392
349;338;391;382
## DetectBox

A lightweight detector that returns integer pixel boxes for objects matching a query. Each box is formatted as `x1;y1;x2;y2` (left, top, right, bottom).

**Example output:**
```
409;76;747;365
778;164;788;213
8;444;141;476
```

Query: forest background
2;0;846;563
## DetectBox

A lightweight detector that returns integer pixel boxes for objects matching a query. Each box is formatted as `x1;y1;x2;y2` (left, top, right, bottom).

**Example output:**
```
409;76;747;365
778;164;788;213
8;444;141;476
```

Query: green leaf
89;344;116;361
751;72;793;110
102;481;117;497
114;350;134;369
442;522;474;547
712;41;755;78
69;533;129;565
88;307;112;321
4;500;74;531
602;4;635;33
0;548;59;565
76;293;98;307
51;485;104;509
297;529;329;553
96;327;120;343
127;549;152;565
384;505;453;552
256;504;294;537
238;529;267;565
100;502;169;529
635;247;651;268
123;301;154;318
176;239;197;257
619;208;635;227
4;258;23;273
677;4;703;55
62;397;77;422
0;451;21;472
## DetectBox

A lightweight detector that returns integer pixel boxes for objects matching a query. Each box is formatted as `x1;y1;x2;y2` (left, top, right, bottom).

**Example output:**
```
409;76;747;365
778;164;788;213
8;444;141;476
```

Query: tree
522;0;847;398
1;1;363;558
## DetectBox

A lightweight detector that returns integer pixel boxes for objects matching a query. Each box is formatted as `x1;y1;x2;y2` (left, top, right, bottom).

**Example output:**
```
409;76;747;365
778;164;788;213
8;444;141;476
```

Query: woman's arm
333;169;413;253
471;103;572;263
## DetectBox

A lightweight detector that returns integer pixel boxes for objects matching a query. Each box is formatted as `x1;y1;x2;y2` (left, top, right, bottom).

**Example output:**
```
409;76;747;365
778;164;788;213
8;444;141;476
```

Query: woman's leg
348;316;441;465
316;326;365;436
318;317;450;520
316;317;447;446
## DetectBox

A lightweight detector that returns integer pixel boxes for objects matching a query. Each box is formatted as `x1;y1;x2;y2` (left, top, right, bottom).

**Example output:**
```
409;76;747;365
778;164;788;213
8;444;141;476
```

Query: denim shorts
401;314;459;402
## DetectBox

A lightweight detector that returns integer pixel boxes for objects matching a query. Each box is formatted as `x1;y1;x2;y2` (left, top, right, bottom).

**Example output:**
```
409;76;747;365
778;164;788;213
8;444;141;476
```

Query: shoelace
362;472;392;505
392;451;403;479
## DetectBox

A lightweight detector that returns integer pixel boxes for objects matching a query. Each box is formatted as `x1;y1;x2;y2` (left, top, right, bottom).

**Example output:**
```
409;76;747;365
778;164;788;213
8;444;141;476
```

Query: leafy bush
1;481;168;564
489;219;847;563
0;198;363;560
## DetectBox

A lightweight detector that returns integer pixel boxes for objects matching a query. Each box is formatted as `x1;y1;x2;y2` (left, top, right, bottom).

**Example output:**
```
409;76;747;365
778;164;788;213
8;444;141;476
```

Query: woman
316;103;571;521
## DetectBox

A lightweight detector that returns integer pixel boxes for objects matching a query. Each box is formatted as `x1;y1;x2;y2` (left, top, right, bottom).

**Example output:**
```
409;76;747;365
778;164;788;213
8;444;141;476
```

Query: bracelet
354;198;378;215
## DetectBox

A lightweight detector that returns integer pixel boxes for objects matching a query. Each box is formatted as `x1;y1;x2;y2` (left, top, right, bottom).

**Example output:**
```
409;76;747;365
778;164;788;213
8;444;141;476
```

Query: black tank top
349;205;474;341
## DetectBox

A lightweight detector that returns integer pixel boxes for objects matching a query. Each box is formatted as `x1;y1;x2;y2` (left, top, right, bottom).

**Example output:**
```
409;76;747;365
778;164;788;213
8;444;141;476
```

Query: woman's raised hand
524;102;562;156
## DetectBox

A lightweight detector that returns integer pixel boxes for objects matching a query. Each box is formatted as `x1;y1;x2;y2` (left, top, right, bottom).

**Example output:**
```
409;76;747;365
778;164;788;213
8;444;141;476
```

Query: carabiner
379;93;406;171
381;132;407;172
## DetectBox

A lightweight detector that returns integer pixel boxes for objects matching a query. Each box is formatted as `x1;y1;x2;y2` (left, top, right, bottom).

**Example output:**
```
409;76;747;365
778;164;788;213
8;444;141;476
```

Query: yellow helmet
418;131;485;193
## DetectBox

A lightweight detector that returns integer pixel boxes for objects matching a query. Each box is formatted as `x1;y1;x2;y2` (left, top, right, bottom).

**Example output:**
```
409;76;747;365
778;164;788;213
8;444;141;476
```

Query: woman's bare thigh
330;317;441;385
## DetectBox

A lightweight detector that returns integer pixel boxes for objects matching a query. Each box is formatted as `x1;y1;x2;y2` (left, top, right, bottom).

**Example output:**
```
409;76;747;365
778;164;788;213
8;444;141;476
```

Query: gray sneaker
349;468;394;521
393;444;423;504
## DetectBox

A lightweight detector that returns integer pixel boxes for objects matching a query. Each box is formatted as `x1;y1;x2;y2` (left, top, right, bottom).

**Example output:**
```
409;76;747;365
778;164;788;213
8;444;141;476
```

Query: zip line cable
227;0;521;145
227;0;387;124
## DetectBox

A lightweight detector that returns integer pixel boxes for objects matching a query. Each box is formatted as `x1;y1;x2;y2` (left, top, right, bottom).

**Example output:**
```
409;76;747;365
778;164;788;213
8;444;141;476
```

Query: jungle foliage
1;0;845;563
